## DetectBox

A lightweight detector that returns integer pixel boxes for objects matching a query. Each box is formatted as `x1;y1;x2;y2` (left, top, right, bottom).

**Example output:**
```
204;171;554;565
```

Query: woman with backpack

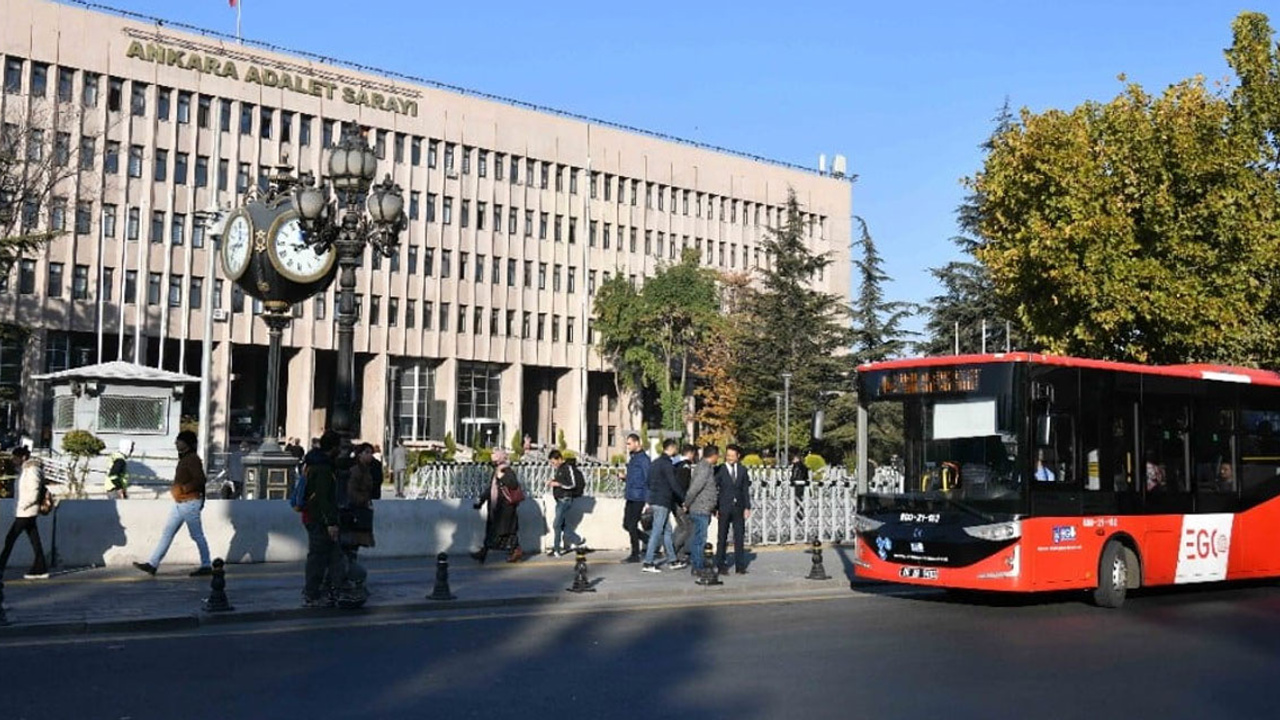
0;446;52;579
471;449;524;563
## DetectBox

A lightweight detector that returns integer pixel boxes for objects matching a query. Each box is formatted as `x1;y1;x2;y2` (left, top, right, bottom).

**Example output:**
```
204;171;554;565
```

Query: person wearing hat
0;445;52;579
133;429;212;577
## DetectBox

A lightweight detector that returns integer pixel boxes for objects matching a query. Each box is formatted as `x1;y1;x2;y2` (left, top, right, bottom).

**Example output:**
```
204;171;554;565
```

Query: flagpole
236;1;242;43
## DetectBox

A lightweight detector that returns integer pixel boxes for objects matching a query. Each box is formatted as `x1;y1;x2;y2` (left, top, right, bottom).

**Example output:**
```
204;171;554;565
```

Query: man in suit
714;444;753;574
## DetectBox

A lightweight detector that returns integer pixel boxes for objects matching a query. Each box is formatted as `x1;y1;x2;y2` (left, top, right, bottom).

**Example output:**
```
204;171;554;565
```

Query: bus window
1240;407;1280;497
1193;402;1236;496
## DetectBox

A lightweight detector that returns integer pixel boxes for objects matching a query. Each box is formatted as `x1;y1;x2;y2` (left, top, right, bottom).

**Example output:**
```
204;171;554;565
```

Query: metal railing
406;462;865;545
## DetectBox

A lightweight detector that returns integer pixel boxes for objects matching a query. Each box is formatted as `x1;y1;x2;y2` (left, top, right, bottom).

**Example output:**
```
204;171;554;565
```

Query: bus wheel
1093;541;1129;609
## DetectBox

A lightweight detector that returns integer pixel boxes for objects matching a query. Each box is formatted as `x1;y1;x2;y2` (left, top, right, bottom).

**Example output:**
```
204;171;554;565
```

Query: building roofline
54;0;855;183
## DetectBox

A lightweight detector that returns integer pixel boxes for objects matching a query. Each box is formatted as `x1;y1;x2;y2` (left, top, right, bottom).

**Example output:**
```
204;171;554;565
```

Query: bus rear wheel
1093;541;1131;609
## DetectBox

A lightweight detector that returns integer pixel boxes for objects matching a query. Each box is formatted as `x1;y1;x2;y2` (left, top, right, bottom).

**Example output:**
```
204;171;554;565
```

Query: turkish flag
229;0;237;7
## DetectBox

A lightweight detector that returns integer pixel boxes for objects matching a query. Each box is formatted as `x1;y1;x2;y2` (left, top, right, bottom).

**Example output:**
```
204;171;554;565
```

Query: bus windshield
859;363;1026;518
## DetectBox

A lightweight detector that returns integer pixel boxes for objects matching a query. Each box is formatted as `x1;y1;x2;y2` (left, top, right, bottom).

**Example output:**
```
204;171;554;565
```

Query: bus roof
857;353;1280;388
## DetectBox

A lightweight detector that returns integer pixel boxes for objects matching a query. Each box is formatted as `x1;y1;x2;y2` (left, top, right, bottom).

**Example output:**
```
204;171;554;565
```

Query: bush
443;432;457;462
62;430;105;499
804;453;827;473
610;453;626;465
474;447;493;464
557;428;567;452
741;453;764;467
562;450;577;462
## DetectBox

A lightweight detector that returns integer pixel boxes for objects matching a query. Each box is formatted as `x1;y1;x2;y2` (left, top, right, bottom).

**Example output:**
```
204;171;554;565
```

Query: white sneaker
642;563;662;574
23;572;49;580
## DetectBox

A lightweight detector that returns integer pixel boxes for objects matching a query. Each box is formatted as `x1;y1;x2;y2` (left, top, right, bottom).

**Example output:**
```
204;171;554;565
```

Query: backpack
290;467;308;512
568;464;587;498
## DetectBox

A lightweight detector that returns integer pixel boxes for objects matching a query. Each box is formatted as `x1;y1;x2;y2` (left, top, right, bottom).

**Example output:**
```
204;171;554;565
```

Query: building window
123;270;137;303
30;62;48;96
444;143;455;171
26;128;44;162
570;169;579;194
130;81;147;116
442;197;452;225
537;313;546;341
588;270;597;295
128;145;143;178
105;141;119;174
102;204;117;237
4;58;23;93
410;137;422;165
508;207;517;235
408;246;419;274
75;202;91;235
474;254;485;283
427;140;438;168
478;150;488;177
541;162;550;189
260;107;273;139
589;220;597;247
473;306;484;335
459;252;469;281
195;155;209;187
409;191;420;221
53;132;70;167
103;268;114;301
189;277;203;310
219;159;230;191
157;87;171;121
539;212;548;240
79;136;95;170
17;260;36;295
455;362;502;447
197;94;212;128
322;119;335;146
150;211;165;243
405;299;415;329
523;261;532;288
506;310;516;337
49;197;66;231
168;275;183;307
394;133;405;163
477;201;487;231
457;304;467;333
237;163;250;192
428;301;439;330
80;71;99;107
538;262;547;290
510;156;520;184
175;152;189;184
552;315;562;343
154;148;168;182
423;248;435;276
171;214;186;245
240;103;254;135
370;295;381;325
525;210;534;237
193;220;205;248
603;223;611;250
299;114;312;145
568;217;577;244
46;262;64;297
522;312;531;339
460;200;470;229
495;153;505;181
107;76;124;111
567;266;577;294
126;207;140;240
441;249;452;278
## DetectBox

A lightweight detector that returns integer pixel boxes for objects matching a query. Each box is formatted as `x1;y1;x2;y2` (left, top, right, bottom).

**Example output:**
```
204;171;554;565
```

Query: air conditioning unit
212;308;228;322
445;169;459;179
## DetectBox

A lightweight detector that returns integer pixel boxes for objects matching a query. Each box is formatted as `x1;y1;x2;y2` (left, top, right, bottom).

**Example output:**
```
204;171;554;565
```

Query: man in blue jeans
548;450;586;556
643;439;685;573
133;430;211;577
684;444;720;573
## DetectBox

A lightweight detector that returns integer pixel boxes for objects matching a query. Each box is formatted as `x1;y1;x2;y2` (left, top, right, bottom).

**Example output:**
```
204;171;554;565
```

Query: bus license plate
899;566;939;580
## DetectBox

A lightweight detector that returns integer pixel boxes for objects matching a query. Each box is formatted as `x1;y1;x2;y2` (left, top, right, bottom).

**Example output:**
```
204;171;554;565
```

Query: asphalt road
5;582;1280;720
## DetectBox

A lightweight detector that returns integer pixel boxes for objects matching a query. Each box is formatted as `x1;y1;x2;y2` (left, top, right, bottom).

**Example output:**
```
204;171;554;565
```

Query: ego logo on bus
1184;528;1230;560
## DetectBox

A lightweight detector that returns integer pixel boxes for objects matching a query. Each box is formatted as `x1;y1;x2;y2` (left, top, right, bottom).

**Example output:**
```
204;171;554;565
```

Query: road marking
0;587;932;649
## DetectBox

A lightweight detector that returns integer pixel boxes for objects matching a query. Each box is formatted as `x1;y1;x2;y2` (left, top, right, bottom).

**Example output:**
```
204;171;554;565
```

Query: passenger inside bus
1034;449;1057;482
1145;452;1167;492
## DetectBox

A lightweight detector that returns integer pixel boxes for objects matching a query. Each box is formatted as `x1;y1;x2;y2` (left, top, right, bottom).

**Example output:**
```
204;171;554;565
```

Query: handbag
500;483;526;506
37;485;55;516
339;506;374;533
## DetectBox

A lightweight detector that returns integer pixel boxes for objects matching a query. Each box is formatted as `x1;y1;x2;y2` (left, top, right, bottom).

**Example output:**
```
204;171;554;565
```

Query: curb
0;577;859;639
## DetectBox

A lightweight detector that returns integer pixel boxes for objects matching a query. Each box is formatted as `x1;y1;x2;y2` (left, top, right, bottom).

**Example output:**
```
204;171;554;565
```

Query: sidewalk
0;545;868;638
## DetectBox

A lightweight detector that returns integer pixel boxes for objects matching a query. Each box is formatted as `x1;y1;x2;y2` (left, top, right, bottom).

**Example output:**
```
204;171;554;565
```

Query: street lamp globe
327;133;378;196
367;176;404;226
293;177;329;224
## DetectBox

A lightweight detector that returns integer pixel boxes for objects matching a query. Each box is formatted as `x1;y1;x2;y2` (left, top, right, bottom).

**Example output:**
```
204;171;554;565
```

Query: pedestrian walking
104;440;132;499
472;449;524;563
0;446;53;579
714;444;753;574
684;444;720;574
302;432;346;608
620;433;651;564
671;444;696;565
643;439;684;573
390;438;407;497
548;450;587;556
789;449;810;522
133;430;212;577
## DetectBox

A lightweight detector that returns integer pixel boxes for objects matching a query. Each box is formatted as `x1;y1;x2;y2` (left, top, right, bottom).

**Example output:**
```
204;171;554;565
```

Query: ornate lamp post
293;129;406;452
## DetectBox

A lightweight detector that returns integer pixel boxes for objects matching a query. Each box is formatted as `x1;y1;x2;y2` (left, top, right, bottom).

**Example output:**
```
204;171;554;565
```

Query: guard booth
32;361;198;492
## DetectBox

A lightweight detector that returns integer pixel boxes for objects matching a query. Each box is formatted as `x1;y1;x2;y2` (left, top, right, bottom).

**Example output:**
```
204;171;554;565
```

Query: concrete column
435;358;457;445
500;362;523;451
286;346;315;443
557;367;586;453
360;352;387;445
209;340;232;456
21;328;46;445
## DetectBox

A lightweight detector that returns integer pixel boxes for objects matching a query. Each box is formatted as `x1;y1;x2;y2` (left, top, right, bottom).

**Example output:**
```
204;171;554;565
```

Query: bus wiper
942;495;995;523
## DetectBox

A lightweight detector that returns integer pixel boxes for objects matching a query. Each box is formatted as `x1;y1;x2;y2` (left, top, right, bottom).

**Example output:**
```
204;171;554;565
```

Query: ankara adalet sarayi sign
124;39;420;117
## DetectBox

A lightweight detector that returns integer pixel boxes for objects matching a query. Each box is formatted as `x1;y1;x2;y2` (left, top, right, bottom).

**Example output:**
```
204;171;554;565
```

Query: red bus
852;353;1280;607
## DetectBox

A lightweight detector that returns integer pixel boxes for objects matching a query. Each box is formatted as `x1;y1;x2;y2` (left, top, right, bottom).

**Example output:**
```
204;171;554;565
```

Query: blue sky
94;0;1276;332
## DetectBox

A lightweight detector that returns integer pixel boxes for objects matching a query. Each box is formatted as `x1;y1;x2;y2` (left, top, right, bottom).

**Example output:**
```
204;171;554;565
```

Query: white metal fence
407;462;874;545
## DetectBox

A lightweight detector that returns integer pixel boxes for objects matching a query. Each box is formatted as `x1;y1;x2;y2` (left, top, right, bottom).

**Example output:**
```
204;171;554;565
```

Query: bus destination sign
876;367;982;397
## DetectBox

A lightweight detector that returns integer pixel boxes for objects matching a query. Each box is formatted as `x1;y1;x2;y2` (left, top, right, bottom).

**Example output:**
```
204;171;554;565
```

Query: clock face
271;213;334;283
222;212;252;280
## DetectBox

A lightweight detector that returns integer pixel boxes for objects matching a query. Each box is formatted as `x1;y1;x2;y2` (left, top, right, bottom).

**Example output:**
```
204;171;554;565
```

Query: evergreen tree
851;216;915;363
734;190;852;452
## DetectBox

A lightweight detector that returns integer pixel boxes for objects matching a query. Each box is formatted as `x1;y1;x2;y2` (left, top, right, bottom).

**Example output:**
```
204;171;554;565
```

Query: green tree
735;190;853;451
968;22;1280;364
851;216;915;363
592;251;720;432
61;429;105;499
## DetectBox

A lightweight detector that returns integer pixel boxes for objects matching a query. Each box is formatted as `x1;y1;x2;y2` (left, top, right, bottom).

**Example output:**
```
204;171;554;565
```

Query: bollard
427;552;457;601
566;548;596;593
806;538;831;581
0;580;9;627
696;543;722;586
203;558;235;613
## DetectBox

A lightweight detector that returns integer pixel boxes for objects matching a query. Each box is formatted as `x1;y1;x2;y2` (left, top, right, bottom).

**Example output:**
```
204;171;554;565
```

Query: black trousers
715;508;747;571
0;516;48;576
672;506;693;560
622;500;647;557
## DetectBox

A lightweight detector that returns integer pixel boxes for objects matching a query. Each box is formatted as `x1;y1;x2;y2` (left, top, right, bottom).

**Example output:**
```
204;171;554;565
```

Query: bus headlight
853;514;884;533
963;520;1021;542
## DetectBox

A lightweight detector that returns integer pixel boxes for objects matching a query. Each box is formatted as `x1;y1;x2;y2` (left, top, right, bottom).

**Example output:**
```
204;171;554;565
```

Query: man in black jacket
548;450;586;556
642;439;684;573
671;444;695;566
714;444;753;574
